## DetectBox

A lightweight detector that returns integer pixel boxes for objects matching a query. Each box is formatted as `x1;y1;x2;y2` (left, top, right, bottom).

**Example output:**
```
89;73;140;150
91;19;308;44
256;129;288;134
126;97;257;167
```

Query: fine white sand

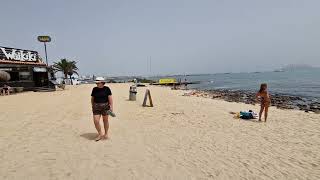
0;84;319;180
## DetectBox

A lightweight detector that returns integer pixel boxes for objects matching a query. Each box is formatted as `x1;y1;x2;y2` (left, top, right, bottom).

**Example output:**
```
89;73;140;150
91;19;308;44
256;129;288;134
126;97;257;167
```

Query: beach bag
240;111;253;119
240;110;258;119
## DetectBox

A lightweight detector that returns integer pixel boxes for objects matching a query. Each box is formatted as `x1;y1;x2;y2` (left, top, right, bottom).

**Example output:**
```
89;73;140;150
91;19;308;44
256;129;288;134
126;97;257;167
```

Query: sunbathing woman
256;83;271;122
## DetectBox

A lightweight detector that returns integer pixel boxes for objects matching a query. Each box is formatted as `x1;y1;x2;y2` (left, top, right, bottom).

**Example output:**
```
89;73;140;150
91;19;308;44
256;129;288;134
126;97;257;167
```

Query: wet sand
0;84;319;179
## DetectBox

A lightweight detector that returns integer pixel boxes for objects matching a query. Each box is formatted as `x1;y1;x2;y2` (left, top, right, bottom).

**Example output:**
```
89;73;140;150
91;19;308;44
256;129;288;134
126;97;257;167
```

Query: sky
1;0;320;76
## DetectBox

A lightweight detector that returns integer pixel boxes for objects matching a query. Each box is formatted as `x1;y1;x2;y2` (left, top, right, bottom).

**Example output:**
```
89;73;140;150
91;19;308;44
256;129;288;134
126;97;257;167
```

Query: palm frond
52;58;79;78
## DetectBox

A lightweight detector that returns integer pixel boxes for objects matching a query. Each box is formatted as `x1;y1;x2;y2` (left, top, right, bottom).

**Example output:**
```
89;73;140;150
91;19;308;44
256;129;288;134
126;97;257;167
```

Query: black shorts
92;103;110;116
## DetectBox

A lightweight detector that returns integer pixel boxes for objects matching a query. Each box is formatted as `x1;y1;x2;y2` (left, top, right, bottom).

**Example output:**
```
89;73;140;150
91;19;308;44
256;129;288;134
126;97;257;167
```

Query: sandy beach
0;83;319;180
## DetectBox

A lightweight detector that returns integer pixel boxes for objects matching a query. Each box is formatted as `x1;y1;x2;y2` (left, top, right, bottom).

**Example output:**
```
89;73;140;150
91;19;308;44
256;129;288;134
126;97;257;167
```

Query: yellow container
159;78;177;84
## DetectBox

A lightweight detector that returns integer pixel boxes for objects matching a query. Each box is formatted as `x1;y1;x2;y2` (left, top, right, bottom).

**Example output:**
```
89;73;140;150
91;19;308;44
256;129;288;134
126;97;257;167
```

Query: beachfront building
0;46;49;90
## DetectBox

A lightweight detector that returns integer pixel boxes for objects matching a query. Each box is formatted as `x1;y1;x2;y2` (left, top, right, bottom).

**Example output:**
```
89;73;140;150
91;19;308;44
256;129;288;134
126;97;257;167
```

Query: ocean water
165;69;320;99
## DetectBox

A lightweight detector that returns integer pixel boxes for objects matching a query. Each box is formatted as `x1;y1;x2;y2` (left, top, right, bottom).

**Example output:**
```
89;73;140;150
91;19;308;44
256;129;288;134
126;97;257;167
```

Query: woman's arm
108;95;113;111
255;93;260;104
91;97;94;106
91;88;95;106
267;92;271;101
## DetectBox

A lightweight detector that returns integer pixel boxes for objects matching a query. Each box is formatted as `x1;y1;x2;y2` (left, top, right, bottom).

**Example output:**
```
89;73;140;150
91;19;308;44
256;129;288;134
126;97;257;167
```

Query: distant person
2;84;11;96
256;83;271;122
133;78;138;86
184;78;188;90
91;77;114;141
172;83;178;90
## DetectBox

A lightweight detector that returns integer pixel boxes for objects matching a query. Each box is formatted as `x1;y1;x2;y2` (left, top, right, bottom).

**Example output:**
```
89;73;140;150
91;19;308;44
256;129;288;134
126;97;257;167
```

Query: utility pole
44;42;48;66
149;56;152;76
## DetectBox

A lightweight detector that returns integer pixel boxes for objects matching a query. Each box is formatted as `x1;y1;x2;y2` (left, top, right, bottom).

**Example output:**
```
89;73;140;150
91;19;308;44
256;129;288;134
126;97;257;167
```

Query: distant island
275;64;319;72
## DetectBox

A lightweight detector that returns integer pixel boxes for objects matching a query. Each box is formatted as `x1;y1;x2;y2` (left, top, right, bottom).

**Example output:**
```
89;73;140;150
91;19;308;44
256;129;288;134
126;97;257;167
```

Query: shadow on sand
80;133;97;140
239;119;264;123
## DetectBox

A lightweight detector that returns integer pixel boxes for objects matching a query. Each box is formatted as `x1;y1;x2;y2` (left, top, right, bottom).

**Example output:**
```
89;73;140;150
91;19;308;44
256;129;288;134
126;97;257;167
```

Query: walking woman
91;77;113;141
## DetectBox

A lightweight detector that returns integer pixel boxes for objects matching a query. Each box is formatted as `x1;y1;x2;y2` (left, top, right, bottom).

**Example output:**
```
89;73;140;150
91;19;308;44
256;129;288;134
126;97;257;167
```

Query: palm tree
52;59;79;84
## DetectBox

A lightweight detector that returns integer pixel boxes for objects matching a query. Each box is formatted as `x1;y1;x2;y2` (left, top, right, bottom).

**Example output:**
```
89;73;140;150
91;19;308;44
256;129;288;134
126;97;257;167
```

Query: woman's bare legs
102;115;109;139
264;106;269;122
93;115;103;141
259;105;264;121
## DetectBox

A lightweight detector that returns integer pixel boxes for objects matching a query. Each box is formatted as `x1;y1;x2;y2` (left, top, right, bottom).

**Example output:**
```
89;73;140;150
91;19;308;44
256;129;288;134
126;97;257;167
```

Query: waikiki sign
0;46;38;62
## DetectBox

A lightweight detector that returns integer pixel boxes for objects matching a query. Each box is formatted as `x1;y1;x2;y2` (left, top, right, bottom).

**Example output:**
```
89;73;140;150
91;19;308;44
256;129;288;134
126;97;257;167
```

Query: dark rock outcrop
183;89;320;113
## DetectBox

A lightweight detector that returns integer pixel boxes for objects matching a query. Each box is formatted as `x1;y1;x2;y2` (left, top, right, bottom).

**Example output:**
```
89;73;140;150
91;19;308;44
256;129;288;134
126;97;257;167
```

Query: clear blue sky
1;0;320;76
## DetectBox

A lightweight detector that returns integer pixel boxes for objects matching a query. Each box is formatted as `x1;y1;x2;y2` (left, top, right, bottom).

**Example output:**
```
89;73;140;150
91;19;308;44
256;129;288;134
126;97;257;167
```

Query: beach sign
142;89;153;107
37;36;51;42
0;46;38;62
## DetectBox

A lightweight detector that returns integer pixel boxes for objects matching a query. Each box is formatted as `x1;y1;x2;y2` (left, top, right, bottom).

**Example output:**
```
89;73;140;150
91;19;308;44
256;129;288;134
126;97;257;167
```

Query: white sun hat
95;77;106;83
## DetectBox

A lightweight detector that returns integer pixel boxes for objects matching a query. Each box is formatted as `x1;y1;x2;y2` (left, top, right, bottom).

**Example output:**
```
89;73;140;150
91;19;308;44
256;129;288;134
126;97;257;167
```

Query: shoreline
182;88;320;113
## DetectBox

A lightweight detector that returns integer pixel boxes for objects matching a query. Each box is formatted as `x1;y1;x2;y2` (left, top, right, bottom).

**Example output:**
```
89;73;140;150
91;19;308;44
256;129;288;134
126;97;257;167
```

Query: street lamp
37;36;51;66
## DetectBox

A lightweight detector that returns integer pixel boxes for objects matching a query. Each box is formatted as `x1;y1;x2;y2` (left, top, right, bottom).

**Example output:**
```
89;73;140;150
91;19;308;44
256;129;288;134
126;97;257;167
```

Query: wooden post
148;89;153;107
142;89;153;107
